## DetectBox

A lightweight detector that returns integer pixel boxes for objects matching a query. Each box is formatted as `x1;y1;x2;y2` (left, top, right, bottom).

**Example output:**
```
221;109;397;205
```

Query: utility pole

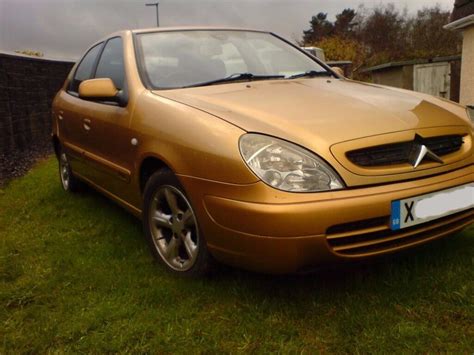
146;2;160;27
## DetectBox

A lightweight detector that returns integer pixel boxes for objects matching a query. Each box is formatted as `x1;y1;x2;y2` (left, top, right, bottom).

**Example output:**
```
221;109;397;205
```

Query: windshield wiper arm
288;70;332;79
184;73;285;88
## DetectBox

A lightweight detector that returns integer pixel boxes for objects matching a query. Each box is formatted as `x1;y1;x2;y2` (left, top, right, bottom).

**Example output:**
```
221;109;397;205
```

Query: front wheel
142;169;213;277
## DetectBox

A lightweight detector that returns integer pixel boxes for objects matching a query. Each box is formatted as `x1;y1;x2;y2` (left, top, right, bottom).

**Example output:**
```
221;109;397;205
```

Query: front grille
347;135;464;167
326;210;473;256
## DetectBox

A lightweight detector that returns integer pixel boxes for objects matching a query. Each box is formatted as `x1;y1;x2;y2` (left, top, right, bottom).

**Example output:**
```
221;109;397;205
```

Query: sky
0;0;455;61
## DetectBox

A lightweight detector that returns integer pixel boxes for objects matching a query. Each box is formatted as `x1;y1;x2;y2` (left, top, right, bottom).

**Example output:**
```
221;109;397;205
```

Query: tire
58;148;82;193
142;169;213;277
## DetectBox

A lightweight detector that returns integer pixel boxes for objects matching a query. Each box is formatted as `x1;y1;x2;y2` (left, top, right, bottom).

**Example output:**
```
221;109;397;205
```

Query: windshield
136;30;330;89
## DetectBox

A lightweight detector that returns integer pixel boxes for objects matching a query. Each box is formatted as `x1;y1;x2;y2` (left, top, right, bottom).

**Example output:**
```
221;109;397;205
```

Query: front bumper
179;165;474;273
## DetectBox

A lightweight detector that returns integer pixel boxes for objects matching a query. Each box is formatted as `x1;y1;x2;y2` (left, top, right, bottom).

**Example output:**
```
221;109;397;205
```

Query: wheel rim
148;185;199;271
59;153;70;190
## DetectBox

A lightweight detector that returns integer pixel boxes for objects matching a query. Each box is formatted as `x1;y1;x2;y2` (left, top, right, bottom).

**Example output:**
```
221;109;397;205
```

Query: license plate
391;183;474;230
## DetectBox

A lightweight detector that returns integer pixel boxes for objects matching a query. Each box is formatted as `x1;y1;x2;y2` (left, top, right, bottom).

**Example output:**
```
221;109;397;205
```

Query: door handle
83;118;91;131
58;110;64;121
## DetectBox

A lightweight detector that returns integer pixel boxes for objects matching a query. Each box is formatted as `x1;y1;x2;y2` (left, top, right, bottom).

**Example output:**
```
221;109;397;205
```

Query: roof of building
0;50;75;63
450;0;474;22
326;61;352;65
361;55;461;73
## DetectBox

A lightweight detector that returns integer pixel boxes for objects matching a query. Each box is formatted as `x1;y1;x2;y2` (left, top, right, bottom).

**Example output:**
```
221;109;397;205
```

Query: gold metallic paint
52;28;474;273
79;78;118;99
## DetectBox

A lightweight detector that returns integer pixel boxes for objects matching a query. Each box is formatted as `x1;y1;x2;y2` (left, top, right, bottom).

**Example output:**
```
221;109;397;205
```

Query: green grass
1;157;473;353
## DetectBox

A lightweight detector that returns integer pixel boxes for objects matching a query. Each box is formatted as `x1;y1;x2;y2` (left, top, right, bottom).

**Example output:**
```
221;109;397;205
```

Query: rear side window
70;43;103;93
95;37;125;90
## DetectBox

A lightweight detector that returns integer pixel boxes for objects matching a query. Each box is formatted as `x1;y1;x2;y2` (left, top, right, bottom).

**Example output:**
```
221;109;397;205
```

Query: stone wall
0;52;74;183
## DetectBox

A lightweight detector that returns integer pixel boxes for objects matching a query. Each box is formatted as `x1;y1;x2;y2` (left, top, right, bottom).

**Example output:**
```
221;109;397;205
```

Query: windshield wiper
288;70;332;79
183;73;285;88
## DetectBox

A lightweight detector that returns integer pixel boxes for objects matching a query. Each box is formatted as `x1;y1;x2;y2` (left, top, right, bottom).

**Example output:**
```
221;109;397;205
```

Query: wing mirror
79;78;117;98
79;78;127;106
331;66;345;78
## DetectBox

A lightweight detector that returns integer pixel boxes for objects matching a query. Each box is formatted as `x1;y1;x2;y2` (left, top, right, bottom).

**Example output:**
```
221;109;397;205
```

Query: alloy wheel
59;153;70;190
148;185;199;271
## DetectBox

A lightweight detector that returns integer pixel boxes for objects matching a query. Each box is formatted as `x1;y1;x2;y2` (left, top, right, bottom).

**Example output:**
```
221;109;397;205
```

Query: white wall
460;26;474;106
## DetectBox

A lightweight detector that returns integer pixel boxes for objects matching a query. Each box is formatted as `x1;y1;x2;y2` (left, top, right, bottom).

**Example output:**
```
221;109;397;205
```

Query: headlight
467;106;474;124
239;133;344;192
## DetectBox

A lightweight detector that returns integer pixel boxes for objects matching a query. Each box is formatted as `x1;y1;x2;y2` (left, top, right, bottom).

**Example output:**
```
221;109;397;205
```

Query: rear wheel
142;169;212;277
58;149;82;193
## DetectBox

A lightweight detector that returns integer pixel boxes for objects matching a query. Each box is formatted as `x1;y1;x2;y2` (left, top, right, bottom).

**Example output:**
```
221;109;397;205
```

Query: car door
78;36;136;201
59;42;104;176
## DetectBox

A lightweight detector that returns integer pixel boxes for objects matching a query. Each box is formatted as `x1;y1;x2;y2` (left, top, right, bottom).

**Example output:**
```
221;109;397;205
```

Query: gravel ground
0;141;53;188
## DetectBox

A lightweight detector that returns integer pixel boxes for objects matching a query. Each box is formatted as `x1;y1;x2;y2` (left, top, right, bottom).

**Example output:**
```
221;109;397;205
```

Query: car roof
130;26;270;35
100;27;270;39
83;27;274;60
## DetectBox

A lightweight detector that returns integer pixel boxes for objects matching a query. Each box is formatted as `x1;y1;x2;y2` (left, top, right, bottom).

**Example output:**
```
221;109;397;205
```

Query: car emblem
409;134;444;168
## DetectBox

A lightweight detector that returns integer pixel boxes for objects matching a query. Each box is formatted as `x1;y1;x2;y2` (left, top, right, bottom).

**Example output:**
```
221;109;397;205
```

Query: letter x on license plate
390;183;474;230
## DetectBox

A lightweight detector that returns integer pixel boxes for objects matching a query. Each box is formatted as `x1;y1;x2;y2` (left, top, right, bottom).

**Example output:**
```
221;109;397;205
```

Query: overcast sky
0;0;454;61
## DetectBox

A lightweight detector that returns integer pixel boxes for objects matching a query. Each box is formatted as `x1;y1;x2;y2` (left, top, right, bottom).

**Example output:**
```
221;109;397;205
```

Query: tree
357;4;408;60
408;6;461;58
334;8;357;37
302;12;334;44
301;4;462;76
315;36;366;71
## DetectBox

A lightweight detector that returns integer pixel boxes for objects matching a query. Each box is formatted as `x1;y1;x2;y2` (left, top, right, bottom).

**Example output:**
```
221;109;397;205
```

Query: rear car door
59;42;104;176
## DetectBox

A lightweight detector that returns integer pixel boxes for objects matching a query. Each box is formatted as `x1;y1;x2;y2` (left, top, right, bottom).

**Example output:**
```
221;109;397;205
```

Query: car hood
152;78;469;151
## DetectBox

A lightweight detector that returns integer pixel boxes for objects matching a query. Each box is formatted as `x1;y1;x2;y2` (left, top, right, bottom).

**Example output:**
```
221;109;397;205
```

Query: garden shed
361;56;461;102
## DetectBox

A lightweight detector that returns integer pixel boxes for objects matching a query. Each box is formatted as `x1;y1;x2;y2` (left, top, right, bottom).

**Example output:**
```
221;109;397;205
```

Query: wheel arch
52;135;60;159
138;154;175;194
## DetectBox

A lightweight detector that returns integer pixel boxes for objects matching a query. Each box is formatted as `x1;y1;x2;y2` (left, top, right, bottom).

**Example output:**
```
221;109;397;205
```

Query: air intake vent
346;135;464;167
326;210;473;256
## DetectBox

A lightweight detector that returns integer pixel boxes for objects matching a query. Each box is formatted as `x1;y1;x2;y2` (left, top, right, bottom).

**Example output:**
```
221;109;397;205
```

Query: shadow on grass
77;182;473;301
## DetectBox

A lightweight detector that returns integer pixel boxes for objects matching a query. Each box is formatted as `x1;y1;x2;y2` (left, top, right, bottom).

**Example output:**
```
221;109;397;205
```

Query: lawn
1;157;473;353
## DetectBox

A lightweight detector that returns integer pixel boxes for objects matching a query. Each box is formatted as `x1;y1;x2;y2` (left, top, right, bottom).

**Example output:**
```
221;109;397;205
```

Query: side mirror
79;78;118;100
467;105;473;122
331;66;345;78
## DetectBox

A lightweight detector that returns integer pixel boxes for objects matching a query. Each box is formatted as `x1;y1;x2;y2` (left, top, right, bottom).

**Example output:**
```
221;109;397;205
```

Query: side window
95;37;125;90
69;43;103;93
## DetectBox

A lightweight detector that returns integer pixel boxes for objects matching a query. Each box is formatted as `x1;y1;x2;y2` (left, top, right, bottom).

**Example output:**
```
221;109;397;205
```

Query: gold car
52;28;474;276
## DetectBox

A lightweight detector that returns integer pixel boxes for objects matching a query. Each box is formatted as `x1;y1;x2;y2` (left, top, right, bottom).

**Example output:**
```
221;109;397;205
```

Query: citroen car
52;28;474;276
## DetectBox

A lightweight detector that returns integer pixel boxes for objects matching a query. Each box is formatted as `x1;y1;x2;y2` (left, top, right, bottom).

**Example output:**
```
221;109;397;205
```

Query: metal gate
413;62;451;99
